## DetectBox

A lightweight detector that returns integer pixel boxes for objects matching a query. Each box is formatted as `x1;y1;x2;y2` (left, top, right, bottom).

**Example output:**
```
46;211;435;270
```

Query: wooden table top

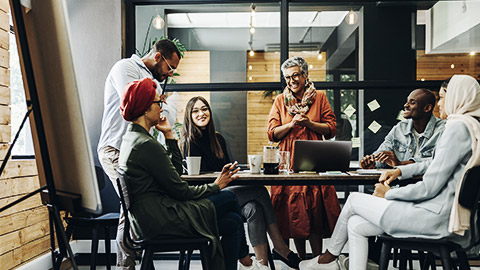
182;171;387;186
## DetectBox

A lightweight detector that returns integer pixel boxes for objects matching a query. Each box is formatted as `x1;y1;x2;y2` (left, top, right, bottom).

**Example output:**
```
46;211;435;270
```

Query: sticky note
343;105;356;118
352;137;360;148
368;121;382;134
367;99;381;112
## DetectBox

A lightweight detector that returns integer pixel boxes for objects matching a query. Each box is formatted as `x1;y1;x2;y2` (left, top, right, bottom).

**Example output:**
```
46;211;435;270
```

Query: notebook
292;140;352;172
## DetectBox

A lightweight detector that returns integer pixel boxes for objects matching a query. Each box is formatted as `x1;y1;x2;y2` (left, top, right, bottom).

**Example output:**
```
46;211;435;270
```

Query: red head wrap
120;78;157;121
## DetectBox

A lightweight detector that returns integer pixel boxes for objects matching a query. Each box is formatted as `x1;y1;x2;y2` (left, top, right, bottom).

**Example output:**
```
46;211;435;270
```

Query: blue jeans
208;190;249;270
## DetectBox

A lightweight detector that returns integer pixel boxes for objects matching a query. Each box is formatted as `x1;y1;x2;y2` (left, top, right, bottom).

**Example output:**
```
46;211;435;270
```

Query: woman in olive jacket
117;78;259;270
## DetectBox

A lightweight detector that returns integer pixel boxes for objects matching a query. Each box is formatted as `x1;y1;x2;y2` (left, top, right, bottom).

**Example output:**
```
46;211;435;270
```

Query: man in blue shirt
360;89;445;169
97;39;181;270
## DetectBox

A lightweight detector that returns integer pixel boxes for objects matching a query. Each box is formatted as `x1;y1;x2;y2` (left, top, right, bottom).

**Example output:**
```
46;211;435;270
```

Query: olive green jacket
119;123;224;269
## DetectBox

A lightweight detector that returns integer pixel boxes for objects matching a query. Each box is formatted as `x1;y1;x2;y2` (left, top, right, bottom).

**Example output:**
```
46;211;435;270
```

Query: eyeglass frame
161;55;177;74
152;100;163;108
283;72;304;82
191;106;209;115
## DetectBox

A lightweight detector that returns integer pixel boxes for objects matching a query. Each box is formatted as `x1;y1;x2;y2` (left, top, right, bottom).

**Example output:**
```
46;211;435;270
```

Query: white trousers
327;192;392;270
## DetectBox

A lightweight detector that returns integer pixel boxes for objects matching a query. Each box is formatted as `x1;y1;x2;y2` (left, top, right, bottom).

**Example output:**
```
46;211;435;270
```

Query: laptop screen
292;140;352;172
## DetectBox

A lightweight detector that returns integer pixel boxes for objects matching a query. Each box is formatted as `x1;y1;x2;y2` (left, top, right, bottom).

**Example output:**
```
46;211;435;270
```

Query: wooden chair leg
140;248;154;270
90;225;99;270
456;250;470;270
378;242;392;270
104;226;111;270
438;246;453;270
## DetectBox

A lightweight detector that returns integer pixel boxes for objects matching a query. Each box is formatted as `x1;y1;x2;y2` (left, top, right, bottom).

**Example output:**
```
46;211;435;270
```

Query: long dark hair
181;96;224;159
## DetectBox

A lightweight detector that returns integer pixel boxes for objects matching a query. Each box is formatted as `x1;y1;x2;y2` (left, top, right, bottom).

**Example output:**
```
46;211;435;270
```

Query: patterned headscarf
283;81;317;115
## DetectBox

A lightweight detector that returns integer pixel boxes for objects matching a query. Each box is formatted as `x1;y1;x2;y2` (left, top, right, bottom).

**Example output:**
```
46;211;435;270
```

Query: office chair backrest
116;168;132;211
116;168;142;251
458;165;480;247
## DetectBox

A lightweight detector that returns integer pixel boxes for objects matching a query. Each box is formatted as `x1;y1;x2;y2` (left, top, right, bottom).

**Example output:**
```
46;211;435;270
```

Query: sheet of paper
397;110;406;121
368;120;382;134
343;105;356;118
367;99;381;112
352;137;360;148
356;169;383;175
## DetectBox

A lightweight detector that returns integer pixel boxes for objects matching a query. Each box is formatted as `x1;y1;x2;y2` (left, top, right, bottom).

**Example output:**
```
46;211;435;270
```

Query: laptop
292;140;352;172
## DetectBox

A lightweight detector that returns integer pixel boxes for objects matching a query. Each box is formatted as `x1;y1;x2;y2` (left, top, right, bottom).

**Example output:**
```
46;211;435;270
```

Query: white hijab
446;75;480;235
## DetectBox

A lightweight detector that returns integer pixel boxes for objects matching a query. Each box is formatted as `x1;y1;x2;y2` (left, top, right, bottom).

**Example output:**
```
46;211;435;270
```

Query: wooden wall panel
246;52;326;156
0;2;49;268
417;50;480;81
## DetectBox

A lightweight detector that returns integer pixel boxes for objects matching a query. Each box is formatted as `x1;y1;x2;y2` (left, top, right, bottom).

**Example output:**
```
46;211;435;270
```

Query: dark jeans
208;190;249;270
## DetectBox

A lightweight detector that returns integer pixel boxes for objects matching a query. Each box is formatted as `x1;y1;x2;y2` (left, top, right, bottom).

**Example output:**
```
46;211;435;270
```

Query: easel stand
6;0;82;269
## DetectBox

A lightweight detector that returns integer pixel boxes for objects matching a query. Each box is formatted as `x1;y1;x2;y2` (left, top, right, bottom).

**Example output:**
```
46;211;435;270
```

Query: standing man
97;39;181;270
360;88;445;169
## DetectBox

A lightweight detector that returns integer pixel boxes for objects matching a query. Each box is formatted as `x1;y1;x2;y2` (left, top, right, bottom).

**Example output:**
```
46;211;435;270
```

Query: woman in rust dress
267;56;341;259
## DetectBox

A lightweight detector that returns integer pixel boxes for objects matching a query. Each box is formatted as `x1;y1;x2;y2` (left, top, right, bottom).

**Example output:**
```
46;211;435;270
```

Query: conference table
182;171;385;186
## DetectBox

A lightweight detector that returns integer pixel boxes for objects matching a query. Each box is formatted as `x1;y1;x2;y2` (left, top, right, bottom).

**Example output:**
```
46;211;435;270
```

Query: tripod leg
52;206;79;270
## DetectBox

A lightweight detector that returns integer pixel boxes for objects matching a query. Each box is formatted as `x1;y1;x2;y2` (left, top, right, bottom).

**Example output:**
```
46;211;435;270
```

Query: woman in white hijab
299;74;480;270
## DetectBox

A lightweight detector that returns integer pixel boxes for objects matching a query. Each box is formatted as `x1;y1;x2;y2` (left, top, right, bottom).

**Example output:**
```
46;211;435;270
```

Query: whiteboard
11;0;102;214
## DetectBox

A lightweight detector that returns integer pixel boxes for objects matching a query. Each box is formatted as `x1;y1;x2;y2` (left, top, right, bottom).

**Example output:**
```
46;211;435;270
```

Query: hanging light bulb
345;10;358;25
249;50;255;57
152;14;165;29
318;53;323;60
250;26;255;34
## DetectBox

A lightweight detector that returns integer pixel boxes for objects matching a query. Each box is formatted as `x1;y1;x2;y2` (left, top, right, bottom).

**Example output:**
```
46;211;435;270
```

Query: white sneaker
336;255;379;270
298;255;339;270
238;256;270;270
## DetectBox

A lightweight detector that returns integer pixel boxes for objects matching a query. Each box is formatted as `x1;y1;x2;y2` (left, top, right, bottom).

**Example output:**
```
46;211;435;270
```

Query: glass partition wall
126;0;480;164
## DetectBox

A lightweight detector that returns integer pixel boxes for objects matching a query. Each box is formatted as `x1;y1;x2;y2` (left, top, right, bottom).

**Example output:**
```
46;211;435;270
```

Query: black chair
116;168;211;270
378;165;480;270
64;166;120;270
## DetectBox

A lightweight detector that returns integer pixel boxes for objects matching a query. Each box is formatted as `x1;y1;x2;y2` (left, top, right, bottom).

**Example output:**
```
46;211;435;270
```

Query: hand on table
379;168;402;186
373;183;391;198
360;154;376;169
214;161;240;189
376;151;401;167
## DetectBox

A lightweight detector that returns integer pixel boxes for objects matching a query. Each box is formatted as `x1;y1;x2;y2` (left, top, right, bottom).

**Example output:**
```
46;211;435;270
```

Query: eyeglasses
192;106;209;114
284;72;302;82
152;100;163;108
162;55;177;74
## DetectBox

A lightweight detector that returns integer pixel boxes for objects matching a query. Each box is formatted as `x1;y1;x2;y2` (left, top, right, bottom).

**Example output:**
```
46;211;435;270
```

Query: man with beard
360;88;445;169
97;39;181;270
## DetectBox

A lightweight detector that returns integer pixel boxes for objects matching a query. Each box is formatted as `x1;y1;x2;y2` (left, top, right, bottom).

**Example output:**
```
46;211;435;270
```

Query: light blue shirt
380;121;471;246
374;115;445;168
97;55;174;152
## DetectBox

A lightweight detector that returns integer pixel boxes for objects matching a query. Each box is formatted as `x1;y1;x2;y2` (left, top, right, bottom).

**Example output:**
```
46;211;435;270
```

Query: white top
411;128;423;157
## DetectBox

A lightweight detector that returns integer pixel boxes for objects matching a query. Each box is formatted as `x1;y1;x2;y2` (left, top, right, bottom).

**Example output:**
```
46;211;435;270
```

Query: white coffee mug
248;155;262;174
186;156;201;176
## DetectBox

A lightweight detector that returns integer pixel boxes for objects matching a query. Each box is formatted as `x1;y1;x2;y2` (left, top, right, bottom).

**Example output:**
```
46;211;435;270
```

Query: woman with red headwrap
117;78;266;270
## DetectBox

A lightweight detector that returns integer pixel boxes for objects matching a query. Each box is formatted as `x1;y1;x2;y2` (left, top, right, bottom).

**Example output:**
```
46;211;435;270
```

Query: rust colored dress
267;90;341;239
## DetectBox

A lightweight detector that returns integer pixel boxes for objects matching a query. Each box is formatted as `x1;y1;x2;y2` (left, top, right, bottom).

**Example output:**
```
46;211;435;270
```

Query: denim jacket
374;114;445;168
